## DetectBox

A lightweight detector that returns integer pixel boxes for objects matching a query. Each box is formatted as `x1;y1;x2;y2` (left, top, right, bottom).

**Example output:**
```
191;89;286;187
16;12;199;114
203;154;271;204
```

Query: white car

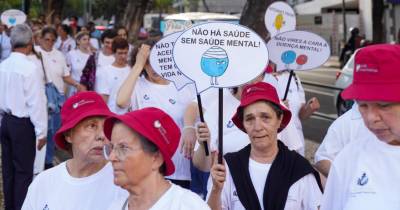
334;52;355;116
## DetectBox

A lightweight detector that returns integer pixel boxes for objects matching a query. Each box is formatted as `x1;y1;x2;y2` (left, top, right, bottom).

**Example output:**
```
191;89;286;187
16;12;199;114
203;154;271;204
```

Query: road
296;65;341;144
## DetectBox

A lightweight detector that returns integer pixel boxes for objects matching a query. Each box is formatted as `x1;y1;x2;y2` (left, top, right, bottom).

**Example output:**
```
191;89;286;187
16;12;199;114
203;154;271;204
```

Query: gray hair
10;24;33;49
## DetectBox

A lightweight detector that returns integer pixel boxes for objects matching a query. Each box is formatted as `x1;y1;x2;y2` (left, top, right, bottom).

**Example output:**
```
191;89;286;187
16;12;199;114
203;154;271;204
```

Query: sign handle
196;94;210;156
218;88;223;164
283;70;294;101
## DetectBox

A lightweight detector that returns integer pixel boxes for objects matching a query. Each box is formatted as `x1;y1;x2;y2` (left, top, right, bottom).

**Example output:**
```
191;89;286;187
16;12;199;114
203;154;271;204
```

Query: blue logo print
143;94;150;100
169;99;176;104
200;46;229;86
357;172;368;186
227;120;234;128
42;204;49;210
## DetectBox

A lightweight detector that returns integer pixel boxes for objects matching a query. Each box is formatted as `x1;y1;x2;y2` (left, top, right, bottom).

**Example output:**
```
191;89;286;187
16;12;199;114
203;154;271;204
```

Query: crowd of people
0;15;399;210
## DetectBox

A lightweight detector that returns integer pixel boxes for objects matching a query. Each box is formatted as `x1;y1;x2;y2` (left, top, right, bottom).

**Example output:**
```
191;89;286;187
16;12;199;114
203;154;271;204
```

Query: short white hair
10;24;33;49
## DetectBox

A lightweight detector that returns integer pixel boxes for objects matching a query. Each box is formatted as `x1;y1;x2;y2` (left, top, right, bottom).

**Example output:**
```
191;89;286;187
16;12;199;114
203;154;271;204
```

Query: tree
240;0;278;40
372;0;384;43
41;0;65;23
121;0;152;41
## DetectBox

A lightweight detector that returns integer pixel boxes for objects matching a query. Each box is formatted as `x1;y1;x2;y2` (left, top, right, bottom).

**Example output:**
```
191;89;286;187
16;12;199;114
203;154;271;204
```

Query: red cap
341;44;400;102
232;82;291;133
54;91;115;150
103;107;180;176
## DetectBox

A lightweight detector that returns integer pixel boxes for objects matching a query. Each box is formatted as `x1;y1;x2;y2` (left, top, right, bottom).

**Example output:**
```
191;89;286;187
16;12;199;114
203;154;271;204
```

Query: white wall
358;0;372;40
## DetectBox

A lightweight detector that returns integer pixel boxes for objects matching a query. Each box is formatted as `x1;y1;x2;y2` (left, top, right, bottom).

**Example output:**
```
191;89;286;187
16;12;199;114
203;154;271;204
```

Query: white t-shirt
107;183;210;210
204;89;249;154
131;77;196;181
321;133;400;210
55;36;76;56
207;159;322;210
315;103;367;163
264;72;306;154
97;51;115;69
22;162;127;210
66;49;91;96
35;46;70;94
95;64;130;114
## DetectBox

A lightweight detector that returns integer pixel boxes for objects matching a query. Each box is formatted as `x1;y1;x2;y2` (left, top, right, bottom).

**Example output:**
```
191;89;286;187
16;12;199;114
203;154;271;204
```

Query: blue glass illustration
200;46;229;85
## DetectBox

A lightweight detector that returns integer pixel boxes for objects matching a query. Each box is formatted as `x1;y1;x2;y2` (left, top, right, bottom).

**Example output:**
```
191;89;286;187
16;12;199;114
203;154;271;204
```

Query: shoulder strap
38;52;49;83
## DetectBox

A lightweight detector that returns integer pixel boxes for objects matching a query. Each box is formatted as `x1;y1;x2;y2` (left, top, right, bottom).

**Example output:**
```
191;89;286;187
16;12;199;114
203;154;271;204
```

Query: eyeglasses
103;143;142;161
44;38;56;42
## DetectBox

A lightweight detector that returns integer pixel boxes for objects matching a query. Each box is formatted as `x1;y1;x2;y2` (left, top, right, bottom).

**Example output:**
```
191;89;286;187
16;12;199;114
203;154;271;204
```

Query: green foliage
0;0;22;12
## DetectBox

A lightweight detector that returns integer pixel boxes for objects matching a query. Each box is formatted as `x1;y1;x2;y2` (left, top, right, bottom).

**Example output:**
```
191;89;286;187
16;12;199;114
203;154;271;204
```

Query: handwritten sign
265;2;296;38
267;30;330;71
149;31;193;90
1;9;26;28
173;22;269;93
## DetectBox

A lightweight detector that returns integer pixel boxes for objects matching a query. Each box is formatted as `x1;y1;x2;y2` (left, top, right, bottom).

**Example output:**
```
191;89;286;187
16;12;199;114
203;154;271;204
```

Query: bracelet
182;125;196;130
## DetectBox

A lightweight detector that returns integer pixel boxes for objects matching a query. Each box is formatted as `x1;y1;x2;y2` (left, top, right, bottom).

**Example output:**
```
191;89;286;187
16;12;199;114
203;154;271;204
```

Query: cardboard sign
267;30;330;71
1;9;26;28
150;31;193;90
265;2;296;38
173;22;269;93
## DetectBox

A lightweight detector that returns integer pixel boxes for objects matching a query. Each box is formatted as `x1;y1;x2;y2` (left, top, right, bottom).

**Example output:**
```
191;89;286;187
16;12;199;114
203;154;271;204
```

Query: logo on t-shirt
233;190;238;197
169;98;176;104
143;94;150;100
42;204;49;210
227;120;234;128
357;172;368;186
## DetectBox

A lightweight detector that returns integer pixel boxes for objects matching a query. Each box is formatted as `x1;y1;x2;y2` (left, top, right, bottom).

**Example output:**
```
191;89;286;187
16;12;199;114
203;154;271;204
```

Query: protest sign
173;22;269;93
267;30;330;71
265;1;296;37
149;31;193;90
1;9;26;28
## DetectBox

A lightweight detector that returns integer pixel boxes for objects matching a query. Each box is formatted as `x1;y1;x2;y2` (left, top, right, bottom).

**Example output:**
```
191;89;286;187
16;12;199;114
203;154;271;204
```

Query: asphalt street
296;63;342;144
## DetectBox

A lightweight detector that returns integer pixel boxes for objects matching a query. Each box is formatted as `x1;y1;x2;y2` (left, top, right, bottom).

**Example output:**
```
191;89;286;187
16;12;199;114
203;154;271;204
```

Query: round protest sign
149;31;193;90
173;22;269;93
1;9;26;28
267;30;330;71
265;2;296;38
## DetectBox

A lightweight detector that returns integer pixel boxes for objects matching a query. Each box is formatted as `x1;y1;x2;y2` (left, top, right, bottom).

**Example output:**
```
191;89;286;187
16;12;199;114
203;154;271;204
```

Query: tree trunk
372;0;385;43
122;0;151;42
202;0;210;12
240;0;277;41
42;0;65;24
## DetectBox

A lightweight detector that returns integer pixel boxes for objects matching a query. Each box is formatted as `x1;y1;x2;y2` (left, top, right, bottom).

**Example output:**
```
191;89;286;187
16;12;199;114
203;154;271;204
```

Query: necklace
122;198;128;210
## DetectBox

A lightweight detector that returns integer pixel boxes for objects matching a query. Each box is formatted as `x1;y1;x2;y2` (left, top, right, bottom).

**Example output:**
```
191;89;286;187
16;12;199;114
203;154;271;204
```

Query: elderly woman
321;45;400;210
22;91;126;210
205;82;322;210
103;107;210;210
35;26;85;169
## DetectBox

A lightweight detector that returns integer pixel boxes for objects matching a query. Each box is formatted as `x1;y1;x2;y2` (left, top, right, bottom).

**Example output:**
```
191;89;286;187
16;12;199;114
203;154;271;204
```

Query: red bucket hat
341;44;400;102
232;82;292;133
103;107;180;176
54;91;115;150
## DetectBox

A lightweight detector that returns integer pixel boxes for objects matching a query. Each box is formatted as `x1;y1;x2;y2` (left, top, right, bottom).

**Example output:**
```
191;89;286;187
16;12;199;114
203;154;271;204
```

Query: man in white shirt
97;29;117;69
0;24;12;62
95;37;130;114
0;24;47;210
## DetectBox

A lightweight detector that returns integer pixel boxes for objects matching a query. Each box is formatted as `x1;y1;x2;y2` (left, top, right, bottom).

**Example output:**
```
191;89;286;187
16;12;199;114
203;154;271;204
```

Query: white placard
265;2;296;38
150;31;194;90
267;30;330;71
1;9;26;28
173;22;269;93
